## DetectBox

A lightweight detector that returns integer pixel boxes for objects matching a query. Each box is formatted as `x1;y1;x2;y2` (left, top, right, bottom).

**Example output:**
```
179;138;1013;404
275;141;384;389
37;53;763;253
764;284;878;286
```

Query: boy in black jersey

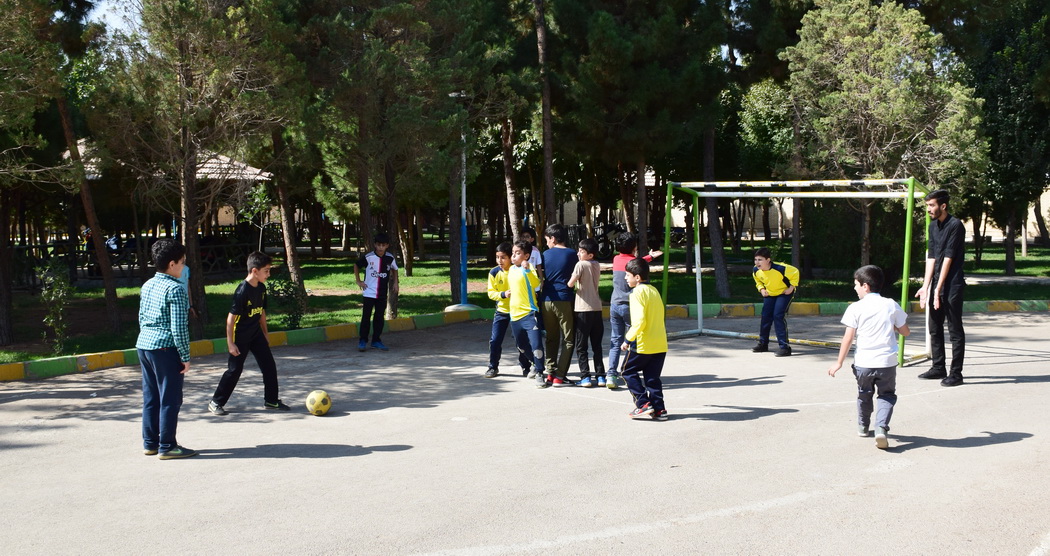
208;251;290;415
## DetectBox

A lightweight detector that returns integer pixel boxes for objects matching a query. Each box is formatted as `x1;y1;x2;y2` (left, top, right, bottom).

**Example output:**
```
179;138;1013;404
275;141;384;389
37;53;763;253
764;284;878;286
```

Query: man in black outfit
915;189;966;387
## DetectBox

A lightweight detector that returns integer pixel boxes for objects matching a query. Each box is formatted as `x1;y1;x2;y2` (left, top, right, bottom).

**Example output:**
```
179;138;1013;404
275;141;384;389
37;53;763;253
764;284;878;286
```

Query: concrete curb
2;299;1047;382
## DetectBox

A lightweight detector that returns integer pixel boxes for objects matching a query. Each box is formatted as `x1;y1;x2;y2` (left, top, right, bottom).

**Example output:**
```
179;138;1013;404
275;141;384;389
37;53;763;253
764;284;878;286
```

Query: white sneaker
874;427;889;449
208;400;228;416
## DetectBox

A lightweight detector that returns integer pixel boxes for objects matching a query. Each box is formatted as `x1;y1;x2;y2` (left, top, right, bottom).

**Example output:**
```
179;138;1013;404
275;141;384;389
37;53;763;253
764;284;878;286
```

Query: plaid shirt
136;272;191;361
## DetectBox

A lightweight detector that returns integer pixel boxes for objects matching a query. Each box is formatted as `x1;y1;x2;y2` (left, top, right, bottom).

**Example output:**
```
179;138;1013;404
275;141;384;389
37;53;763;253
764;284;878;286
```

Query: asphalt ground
2;312;1049;555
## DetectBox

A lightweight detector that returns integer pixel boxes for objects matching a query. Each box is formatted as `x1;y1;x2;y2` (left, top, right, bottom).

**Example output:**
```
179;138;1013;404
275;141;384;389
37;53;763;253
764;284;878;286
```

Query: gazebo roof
65;139;273;182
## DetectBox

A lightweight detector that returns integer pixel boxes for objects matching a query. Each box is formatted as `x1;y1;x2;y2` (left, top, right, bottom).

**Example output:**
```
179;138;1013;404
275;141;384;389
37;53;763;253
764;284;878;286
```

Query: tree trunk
449;154;463;304
414;207;426;259
704;127;731;298
636;159;649;256
1034;199;1049;245
971;211;985;266
533;0;556;226
57;96;121;334
619;162;635;233
501;119;523;242
762;201;772;240
383;159;403;316
0;190;14;345
1004;209;1017;276
792;199;803;275
356;143;373;250
272;130;306;305
860;202;871;266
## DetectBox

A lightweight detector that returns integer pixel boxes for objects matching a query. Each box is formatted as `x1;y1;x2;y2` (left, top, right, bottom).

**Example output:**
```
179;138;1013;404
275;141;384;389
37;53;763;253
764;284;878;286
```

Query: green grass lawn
6;243;1048;361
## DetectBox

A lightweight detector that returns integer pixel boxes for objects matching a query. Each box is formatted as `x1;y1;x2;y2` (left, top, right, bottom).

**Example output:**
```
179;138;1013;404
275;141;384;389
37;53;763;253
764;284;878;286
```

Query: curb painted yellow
189;340;214;357
325;324;358;341
722;304;757;317
0;362;25;381
789;302;820;315
77;351;125;372
665;305;688;319
268;331;288;347
986;301;1019;312
387;317;416;332
908;301;923;313
443;311;471;324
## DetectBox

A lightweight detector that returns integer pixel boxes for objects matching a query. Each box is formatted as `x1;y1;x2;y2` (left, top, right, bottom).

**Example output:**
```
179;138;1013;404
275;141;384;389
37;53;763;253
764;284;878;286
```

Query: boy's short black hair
925;189;950;206
544;223;566;244
854;264;884;293
513;240;531;256
247;251;272;271
496;242;513;256
522;227;536;240
578;238;598;255
754;247;772;260
615;232;638;255
373;232;391;245
625;257;649;281
151;239;186;273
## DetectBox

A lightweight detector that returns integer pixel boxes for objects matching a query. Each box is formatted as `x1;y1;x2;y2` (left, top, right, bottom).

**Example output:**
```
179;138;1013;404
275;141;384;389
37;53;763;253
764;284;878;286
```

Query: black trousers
212;332;279;406
360;296;387;342
929;283;965;377
574;311;606;377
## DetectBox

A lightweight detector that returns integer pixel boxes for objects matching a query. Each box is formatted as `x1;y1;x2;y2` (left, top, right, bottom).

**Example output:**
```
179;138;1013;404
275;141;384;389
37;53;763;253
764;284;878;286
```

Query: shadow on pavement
197;443;413;459
889;431;1032;453
664;374;784;389
672;405;799;422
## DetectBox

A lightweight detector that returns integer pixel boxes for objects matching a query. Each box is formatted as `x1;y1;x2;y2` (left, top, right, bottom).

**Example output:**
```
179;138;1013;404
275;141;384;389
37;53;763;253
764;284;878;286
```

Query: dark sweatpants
359;296;387;343
622;351;666;412
574;311;606;377
212;332;279;406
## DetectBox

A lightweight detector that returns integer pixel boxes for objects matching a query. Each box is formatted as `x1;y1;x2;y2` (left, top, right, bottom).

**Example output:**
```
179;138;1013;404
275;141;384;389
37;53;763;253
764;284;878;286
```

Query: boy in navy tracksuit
752;247;800;357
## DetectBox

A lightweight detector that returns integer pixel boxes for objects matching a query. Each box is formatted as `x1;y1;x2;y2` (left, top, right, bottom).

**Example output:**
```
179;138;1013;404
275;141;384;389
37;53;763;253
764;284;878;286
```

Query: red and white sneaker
651;409;668;421
629;403;654;419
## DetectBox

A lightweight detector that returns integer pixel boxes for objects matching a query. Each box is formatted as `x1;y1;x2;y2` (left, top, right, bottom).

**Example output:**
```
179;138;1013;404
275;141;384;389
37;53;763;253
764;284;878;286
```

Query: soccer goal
660;178;930;367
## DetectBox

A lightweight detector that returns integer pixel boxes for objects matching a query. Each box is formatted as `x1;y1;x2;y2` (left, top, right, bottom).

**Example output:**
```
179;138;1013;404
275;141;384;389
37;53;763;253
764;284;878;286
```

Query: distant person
136;239;196;459
208;251;290;415
621;257;669;420
484;242;532;378
608;232;663;389
827;265;910;449
355;232;398;352
751;247;799;357
915;189;966;387
508;240;547;387
567;238;605;387
540;224;578;386
521;227;544;285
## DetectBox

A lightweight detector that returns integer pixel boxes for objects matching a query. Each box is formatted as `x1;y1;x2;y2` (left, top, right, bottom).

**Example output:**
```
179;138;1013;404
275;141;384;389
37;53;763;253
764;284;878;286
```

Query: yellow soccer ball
305;390;332;416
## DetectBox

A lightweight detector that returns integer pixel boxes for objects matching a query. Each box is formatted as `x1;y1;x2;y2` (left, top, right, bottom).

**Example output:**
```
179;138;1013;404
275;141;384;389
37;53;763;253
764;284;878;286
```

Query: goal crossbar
661;177;930;367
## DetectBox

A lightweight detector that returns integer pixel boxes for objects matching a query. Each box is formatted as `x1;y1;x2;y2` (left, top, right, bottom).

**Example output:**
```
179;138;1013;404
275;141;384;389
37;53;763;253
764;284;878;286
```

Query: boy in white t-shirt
827;265;910;449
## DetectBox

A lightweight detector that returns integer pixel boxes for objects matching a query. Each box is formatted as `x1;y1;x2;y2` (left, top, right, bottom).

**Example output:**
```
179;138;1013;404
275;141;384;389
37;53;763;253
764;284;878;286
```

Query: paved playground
2;312;1049;554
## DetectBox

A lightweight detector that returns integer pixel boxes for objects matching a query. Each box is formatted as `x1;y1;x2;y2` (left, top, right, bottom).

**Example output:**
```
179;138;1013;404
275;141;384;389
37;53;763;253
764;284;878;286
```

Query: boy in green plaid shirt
136;240;197;460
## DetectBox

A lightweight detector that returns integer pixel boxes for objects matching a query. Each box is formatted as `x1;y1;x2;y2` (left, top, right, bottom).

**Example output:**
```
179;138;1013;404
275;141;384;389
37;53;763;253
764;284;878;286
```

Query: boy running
621;257;669;420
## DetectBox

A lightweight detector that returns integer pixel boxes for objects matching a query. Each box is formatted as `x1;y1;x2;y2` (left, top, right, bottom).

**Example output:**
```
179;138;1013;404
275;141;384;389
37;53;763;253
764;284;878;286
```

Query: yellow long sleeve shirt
753;262;800;297
508;264;540;321
625;283;667;354
487;265;512;314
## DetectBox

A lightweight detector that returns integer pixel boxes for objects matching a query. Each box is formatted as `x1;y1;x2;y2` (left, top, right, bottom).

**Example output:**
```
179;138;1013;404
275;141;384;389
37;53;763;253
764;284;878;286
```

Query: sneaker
596;375;607;388
606;374;619;390
858;425;871;437
371;341;389;351
484;367;499;378
751;343;769;353
917;368;947;380
521;365;531;377
158;446;199;460
527;368;539;379
874;427;889;449
629;403;654;419
208;400;228;416
358;339;367;352
536;373;550;388
940;375;964;387
144;448;158;456
652;409;669;421
264;400;291;411
551;376;575;387
774;347;792;357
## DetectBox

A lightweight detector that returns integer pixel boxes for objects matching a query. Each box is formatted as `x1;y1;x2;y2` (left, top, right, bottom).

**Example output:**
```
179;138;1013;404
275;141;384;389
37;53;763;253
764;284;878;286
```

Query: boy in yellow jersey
484;242;532;378
752;247;800;357
508;240;548;388
620;257;669;420
208;251;290;415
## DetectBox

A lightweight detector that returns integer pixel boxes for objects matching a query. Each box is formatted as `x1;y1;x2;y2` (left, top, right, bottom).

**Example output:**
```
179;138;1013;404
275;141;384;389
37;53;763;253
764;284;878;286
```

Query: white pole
695;242;702;333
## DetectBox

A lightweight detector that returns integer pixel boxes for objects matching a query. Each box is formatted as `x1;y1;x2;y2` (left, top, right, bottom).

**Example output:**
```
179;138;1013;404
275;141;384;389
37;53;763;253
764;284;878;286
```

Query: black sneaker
774;347;792;357
752;343;769;353
484;367;499;378
521;365;531;377
208;400;228;416
264;400;291;411
918;368;947;380
158;446;199;460
651;409;669;421
940;375;964;387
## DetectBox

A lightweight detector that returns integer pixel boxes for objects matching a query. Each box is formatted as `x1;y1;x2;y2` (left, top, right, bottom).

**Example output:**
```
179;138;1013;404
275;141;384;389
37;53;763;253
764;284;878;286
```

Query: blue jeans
623;351;666;411
759;294;793;349
510;312;545;375
490;311;531;370
139;348;185;452
607;303;631;375
853;364;897;430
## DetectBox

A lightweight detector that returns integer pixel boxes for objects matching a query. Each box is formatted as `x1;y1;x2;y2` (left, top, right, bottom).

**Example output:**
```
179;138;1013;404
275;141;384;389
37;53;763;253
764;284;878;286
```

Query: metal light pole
446;93;479;312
